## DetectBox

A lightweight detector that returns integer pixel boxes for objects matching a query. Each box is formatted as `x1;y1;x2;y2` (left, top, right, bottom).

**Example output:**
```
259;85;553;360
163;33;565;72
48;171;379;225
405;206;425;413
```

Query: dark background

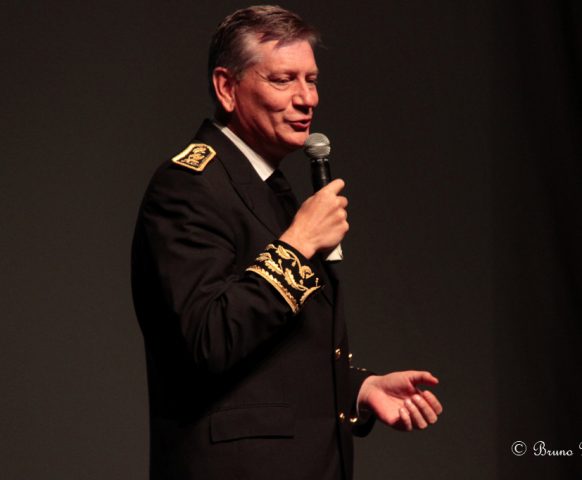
2;1;581;478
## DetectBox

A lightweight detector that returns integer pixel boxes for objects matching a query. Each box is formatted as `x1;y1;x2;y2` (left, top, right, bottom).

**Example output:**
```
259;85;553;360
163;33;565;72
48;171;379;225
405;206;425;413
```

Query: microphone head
304;132;331;159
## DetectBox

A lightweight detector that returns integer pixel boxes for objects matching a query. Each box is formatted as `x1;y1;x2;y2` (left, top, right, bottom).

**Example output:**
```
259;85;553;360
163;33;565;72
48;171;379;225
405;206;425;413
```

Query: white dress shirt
214;121;274;181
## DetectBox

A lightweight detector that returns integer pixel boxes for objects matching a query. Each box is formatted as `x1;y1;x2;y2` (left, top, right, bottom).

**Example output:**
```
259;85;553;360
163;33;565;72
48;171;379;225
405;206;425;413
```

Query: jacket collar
194;119;283;237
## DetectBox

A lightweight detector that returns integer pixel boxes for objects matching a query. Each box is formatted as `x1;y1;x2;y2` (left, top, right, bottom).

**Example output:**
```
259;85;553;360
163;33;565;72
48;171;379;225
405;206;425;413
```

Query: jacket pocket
210;403;294;442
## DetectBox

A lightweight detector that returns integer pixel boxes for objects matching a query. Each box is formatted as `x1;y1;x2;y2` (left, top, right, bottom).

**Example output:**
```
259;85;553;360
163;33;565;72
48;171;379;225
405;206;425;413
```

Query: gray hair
208;5;320;104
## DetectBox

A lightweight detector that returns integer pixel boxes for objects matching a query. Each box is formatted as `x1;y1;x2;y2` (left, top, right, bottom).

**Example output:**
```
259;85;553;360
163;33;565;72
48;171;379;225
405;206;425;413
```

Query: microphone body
304;133;344;263
310;158;332;191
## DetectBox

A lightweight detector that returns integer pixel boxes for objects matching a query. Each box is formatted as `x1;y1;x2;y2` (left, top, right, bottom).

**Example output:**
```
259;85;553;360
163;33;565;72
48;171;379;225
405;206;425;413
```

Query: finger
411;393;438;424
337;196;348;208
408;370;439;387
405;398;428;429
420;390;443;415
399;407;413;432
323;178;345;195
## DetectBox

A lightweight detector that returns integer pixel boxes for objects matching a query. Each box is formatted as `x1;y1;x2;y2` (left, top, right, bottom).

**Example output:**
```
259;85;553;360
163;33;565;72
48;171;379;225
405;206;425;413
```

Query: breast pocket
210;403;294;443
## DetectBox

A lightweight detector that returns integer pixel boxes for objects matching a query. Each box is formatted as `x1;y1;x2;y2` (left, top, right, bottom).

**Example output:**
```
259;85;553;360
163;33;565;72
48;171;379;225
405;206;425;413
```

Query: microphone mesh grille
304;133;331;159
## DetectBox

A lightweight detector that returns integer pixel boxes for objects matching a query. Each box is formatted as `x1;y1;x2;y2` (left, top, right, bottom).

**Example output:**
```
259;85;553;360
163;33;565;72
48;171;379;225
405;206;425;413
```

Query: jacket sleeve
137;166;323;376
348;366;377;437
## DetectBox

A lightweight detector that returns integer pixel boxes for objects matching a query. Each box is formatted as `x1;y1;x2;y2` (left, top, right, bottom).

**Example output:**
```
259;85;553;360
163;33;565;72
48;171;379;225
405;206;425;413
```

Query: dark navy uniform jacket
131;120;374;480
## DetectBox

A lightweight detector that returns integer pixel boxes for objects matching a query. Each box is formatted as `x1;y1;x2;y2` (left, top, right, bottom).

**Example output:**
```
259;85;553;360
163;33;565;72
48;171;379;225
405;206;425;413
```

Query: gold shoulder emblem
171;143;216;172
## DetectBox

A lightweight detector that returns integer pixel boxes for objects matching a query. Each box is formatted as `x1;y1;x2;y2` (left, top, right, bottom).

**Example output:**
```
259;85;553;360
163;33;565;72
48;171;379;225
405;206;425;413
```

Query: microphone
303;133;343;262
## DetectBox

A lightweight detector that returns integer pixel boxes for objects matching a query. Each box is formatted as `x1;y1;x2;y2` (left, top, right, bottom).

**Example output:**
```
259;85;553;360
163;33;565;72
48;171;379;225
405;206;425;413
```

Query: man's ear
212;67;237;113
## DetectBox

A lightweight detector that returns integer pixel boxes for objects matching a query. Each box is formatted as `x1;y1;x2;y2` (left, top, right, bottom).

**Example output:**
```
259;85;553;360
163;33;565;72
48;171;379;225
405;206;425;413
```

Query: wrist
357;375;378;410
280;229;316;259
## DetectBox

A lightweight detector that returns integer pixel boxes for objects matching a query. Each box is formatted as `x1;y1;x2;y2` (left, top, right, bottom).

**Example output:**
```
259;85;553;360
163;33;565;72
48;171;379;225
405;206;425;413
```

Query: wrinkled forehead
242;35;318;73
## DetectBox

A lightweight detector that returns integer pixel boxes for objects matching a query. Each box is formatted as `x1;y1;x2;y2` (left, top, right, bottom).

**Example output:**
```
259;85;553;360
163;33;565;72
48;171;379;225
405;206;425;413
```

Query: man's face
228;39;319;163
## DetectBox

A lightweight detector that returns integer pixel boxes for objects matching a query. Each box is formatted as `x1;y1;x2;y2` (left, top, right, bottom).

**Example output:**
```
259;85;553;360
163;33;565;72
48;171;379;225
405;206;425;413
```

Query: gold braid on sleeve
246;242;323;313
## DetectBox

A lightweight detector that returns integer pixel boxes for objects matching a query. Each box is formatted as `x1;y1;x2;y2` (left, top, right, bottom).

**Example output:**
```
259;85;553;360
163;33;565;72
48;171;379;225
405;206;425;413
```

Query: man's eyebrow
270;68;319;76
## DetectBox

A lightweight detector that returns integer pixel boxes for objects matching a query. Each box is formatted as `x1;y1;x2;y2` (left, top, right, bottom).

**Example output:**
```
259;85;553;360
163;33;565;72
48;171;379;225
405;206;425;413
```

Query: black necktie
266;169;298;227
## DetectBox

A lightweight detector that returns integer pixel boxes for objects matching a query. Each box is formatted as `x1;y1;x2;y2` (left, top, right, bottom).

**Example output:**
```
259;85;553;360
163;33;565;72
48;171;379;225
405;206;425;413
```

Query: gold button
334;348;342;360
348;352;353;361
338;411;346;423
349;416;358;424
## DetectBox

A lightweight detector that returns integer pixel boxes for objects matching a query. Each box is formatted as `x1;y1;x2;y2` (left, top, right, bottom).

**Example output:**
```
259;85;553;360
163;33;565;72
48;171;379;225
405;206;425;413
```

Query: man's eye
271;77;291;84
307;78;318;85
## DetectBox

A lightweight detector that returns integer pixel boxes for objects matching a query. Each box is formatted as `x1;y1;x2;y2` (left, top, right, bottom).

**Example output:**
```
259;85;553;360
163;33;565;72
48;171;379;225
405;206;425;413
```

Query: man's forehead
249;38;318;71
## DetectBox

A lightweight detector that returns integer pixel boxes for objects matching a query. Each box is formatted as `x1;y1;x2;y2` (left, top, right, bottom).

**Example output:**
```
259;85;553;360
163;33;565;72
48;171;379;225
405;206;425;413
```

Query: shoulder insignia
171;143;216;172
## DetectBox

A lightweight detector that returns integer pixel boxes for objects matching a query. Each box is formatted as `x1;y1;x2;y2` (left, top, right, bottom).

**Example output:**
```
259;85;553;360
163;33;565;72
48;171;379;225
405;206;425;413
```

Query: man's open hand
357;371;443;431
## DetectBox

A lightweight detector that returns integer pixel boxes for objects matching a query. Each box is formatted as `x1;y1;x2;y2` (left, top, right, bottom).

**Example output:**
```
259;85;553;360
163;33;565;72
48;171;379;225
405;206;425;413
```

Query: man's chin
282;131;310;150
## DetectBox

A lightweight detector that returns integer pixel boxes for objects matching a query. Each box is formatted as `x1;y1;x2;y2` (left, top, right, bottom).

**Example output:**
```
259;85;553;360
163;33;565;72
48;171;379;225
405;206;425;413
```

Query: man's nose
292;80;318;109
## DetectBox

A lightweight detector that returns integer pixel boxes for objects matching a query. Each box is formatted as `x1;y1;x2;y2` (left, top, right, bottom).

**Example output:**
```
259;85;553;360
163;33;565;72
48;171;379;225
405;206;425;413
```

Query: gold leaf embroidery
247;242;322;312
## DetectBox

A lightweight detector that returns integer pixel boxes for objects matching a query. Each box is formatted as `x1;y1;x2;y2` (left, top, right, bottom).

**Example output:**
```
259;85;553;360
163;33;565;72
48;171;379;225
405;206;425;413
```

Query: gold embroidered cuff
246;241;323;314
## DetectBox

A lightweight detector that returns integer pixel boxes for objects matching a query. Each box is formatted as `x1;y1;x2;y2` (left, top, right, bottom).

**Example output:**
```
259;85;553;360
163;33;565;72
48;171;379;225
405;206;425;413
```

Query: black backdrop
2;1;581;479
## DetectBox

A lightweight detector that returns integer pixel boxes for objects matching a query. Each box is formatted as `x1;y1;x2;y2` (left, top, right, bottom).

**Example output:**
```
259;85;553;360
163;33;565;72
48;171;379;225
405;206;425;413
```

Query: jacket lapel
195;120;283;237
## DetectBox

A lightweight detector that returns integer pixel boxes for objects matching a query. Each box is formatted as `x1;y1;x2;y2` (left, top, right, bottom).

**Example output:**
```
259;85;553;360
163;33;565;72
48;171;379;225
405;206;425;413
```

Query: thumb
408;370;439;386
321;178;345;195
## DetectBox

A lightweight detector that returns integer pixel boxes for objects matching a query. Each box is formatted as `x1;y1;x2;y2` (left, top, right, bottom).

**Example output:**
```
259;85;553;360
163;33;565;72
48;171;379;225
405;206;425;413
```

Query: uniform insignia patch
171;143;216;172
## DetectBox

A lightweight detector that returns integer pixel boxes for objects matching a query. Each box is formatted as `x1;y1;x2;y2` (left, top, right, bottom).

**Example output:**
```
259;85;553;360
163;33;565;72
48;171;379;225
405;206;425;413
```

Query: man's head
209;6;321;163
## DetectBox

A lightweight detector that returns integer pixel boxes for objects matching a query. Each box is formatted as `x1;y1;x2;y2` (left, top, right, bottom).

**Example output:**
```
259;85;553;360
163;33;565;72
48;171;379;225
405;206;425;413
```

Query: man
132;6;443;480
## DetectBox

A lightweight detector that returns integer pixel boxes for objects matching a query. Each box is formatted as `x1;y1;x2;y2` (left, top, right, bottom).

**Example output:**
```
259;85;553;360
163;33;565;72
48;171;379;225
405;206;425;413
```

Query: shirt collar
213;121;275;181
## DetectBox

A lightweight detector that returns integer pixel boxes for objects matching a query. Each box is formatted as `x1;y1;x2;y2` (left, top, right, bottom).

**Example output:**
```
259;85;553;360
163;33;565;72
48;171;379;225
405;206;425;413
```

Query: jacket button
349;416;358;424
334;348;342;360
338;411;346;423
